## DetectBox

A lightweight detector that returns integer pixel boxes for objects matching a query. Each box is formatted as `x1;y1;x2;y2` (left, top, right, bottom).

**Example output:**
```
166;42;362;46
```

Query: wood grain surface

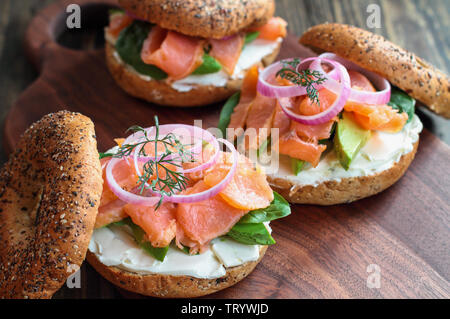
0;0;449;299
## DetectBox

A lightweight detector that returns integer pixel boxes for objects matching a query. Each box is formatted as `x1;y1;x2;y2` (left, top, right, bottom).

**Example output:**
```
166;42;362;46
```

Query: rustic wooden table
0;0;448;299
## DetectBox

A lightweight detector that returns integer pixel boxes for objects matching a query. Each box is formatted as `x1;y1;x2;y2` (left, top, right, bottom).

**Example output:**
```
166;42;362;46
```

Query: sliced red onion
105;124;238;206
318;52;391;105
130;124;220;177
106;157;160;206
146;138;238;204
257;59;311;98
277;58;351;125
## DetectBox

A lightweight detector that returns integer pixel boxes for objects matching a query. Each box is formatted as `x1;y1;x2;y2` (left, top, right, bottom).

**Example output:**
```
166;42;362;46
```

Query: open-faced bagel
0;111;103;299
119;0;275;39
86;246;267;298
299;23;450;118
106;41;281;107
260;24;433;205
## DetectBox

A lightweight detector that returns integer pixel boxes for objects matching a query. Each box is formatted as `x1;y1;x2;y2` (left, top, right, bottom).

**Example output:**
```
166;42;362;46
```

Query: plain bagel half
0;111;103;299
86;246;267;298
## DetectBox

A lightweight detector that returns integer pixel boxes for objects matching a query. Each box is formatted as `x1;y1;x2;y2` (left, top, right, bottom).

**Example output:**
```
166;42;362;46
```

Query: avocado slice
334;112;371;170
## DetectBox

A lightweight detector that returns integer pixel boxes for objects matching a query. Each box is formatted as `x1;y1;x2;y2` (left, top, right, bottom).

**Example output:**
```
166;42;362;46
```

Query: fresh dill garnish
276;58;326;106
114;116;194;209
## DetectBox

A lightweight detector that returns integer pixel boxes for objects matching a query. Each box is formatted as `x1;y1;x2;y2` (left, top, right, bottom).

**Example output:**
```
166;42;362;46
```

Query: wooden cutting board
3;0;449;298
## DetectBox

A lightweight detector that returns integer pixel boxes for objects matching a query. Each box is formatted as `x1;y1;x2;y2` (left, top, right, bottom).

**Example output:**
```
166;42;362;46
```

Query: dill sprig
114;116;194;209
276;58;326;106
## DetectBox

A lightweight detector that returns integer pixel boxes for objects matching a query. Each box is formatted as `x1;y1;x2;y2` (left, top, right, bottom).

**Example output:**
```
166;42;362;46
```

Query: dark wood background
0;0;448;299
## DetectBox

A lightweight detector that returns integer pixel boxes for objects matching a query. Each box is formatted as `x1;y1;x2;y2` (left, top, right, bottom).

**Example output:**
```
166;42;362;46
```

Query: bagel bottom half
267;141;418;205
105;42;281;107
86;245;267;298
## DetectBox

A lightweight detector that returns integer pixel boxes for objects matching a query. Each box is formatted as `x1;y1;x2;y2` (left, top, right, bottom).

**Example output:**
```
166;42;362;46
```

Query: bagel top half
119;0;275;39
300;23;450;118
0;111;103;299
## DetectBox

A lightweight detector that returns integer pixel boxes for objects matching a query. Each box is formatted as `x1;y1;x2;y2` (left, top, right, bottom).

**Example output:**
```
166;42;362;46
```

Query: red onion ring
105;124;237;206
145;138;238;204
318;53;391;105
106;157;160;206
257;59;312;98
277;57;351;125
132;124;220;179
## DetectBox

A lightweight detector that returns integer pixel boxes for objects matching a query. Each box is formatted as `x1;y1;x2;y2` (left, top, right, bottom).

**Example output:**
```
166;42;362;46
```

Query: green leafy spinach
388;87;416;123
227;192;291;245
111;218;169;261
192;53;222;75
115;21;168;80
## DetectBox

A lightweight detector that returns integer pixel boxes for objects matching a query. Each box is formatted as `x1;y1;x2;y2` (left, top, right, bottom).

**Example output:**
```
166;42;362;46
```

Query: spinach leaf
244;31;260;45
226;192;290;245
99;152;113;159
218;91;240;137
239;192;291;224
192;53;222;75
388;87;416;123
227;223;275;245
111;218;169;261
291;158;305;175
115;21;168;80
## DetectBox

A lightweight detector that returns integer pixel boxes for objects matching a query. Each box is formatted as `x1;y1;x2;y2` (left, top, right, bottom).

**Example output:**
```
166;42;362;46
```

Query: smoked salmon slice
253;17;287;41
344;71;407;133
348;105;408;133
293;119;335;141
95;199;128;229
124;202;177;248
141;27;204;80
272;103;291;136
298;89;336;116
204;152;274;210
209;34;245;75
176;181;248;248
228;65;260;133
100;157;139;207
348;70;376;92
245;93;278;149
277;130;326;167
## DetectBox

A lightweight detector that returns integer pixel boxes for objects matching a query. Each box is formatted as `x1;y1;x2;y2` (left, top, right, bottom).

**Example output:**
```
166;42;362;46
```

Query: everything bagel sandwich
105;0;287;106
219;23;449;205
0;111;103;298
87;118;290;297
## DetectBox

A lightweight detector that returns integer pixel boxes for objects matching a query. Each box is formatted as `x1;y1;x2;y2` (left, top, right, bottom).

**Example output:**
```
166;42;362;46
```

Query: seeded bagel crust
105;41;281;107
299;23;450;118
119;0;275;39
86;245;267;298
268;141;418;205
0;111;103;299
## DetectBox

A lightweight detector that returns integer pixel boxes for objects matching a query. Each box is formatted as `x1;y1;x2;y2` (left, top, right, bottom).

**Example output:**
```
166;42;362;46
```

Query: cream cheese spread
89;224;262;279
268;114;423;187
